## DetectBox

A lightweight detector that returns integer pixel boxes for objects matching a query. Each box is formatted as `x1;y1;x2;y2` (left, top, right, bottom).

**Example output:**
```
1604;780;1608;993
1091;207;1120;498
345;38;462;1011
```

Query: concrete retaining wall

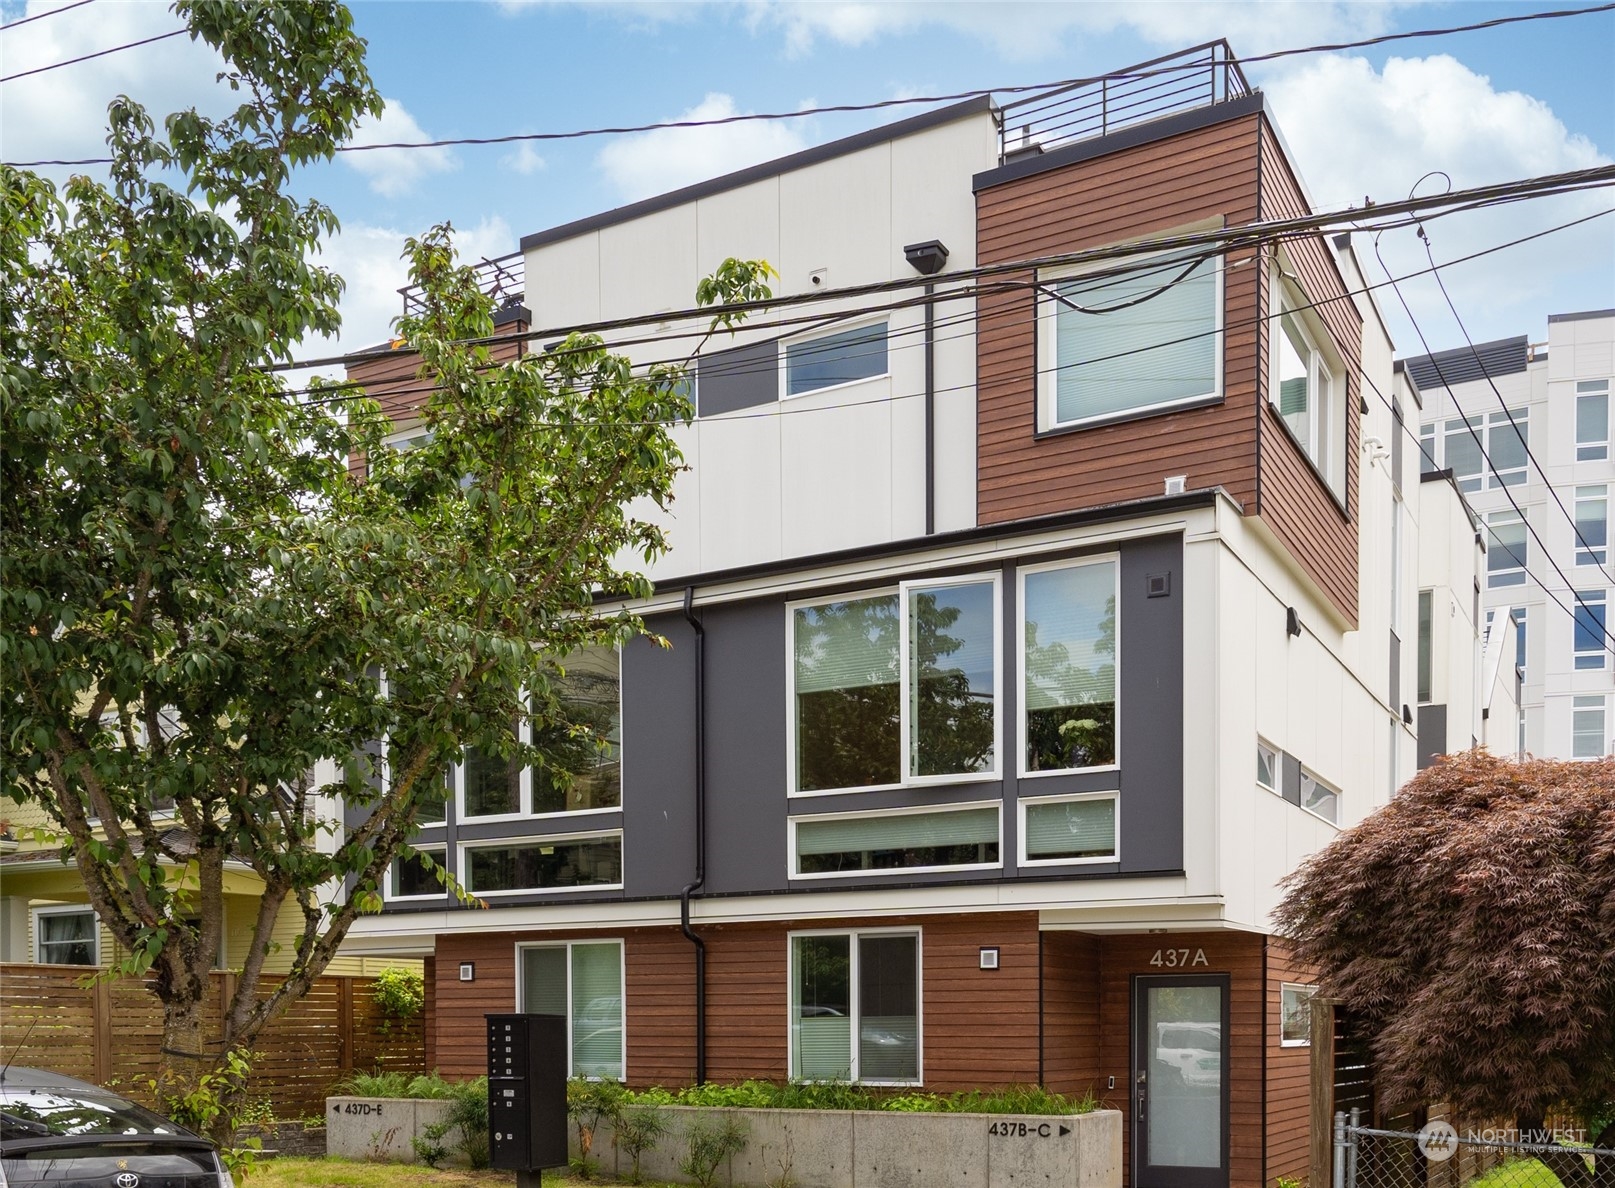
325;1096;455;1162
584;1106;1123;1188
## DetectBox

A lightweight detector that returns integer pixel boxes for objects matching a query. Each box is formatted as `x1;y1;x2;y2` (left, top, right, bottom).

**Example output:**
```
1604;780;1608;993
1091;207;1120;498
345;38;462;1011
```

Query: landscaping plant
567;1077;626;1179
678;1116;749;1188
611;1106;670;1184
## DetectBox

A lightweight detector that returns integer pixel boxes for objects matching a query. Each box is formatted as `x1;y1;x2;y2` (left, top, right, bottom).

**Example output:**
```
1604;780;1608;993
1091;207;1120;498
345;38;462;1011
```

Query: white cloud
0;1;227;180
340;98;458;198
741;1;1410;60
595;92;808;201
500;142;547;176
1262;54;1612;348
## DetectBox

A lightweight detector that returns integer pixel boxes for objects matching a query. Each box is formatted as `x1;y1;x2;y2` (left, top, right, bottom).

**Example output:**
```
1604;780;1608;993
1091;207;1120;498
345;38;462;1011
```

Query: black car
0;1066;233;1187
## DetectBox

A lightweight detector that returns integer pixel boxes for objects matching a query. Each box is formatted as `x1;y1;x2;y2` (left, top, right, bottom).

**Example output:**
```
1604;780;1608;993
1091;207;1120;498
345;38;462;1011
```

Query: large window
389;847;446;900
1576;486;1608;569
1573;695;1608;759
463;834;623;895
784;322;888;398
790;931;919;1084
1271;290;1344;498
1020;558;1118;774
1578;380;1610;462
1020;794;1118;865
790;577;998;794
34;907;97;966
1038;250;1221;431
1574;591;1607;670
458;647;622;820
1486;510;1528;589
1433;410;1528;493
519;941;624;1080
792;804;999;877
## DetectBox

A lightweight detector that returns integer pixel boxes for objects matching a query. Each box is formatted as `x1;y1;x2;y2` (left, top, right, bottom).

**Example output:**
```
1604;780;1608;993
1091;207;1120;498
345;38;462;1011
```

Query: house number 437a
1149;947;1209;968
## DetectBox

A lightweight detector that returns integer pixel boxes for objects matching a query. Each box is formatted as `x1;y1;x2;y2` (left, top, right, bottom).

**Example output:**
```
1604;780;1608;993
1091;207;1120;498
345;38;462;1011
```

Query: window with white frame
1419;421;1438;475
1486;510;1528;588
1299;768;1340;824
1574;591;1607;670
1573;695;1608;759
1038;250;1221;432
791;576;998;794
1256;740;1279;792
792;804;999;877
1020;794;1117;865
1280;983;1316;1046
34;906;98;966
1271;286;1344;500
519;941;624;1079
1575;486;1608;569
1578;380;1610;462
784;322;888;398
1434;410;1529;493
463;834;623;894
1021;558;1117;774
389;846;446;900
791;930;919;1084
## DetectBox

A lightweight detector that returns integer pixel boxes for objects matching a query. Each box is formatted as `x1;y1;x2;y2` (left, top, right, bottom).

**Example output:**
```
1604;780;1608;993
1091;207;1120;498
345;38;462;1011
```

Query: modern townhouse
1409;309;1615;762
342;43;1493;1188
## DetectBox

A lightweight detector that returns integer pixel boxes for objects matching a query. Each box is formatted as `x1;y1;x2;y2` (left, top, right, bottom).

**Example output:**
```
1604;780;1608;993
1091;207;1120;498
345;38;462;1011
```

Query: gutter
679;585;708;1084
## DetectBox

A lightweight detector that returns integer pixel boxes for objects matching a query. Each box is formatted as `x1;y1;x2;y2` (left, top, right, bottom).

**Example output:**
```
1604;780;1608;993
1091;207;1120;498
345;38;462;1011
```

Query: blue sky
3;1;1612;364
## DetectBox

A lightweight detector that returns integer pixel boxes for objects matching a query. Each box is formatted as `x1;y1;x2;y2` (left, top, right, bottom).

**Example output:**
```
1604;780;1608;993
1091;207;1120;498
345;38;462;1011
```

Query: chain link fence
1336;1111;1615;1188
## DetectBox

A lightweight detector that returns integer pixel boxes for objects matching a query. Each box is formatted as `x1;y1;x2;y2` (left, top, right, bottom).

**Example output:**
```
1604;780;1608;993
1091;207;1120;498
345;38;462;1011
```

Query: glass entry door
1132;974;1229;1188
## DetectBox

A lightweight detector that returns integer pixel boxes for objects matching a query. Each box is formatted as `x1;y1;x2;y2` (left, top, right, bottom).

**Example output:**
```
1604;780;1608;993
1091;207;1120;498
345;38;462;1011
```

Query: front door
1132;974;1230;1188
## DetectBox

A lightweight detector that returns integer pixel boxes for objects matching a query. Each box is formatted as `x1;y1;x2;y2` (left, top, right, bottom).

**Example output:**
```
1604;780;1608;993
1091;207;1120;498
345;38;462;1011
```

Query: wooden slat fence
0;964;424;1120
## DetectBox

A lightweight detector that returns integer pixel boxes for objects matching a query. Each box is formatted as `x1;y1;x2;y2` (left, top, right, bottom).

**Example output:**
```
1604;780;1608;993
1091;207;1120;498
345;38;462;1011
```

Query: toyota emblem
113;1173;140;1188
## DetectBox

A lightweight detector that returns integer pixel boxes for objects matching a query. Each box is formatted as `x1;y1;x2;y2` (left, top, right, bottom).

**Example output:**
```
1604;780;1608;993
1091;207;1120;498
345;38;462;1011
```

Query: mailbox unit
486;1013;568;1176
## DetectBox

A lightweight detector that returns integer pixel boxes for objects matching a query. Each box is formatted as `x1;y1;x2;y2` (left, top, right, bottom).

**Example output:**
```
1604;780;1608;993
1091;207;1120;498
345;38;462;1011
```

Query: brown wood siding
1255;120;1361;624
1097;932;1267;1188
1040;930;1102;1096
1265;937;1317;1183
423;954;438;1071
431;914;1040;1090
975;114;1263;525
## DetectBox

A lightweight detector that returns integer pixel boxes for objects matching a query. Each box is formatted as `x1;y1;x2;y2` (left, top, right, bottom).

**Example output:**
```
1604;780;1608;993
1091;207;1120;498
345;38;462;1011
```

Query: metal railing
997;40;1252;163
1335;1109;1615;1188
398;250;525;318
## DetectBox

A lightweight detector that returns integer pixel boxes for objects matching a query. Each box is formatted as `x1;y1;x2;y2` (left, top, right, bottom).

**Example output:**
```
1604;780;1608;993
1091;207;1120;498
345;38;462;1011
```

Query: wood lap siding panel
975;115;1264;526
1265;938;1317;1183
1256;122;1362;625
1040;931;1101;1096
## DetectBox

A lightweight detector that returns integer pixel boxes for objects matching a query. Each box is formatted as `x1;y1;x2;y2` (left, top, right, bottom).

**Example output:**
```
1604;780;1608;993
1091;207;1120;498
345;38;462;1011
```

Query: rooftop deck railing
398;250;525;318
998;40;1252;163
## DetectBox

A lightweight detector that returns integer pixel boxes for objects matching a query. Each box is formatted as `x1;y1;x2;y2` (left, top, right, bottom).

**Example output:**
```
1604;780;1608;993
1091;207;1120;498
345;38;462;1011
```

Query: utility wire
8;3;1614;163
0;0;95;32
1371;227;1615;657
0;26;184;83
265;165;1615;376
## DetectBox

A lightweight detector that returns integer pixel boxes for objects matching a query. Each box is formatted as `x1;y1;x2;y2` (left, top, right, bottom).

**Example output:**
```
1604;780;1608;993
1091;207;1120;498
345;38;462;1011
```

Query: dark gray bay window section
786;323;889;397
466;836;623;893
792;577;997;793
1041;251;1220;430
794;805;999;875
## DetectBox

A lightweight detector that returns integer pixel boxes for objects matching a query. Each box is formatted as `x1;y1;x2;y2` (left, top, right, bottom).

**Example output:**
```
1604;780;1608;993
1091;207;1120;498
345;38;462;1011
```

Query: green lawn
1469;1158;1578;1188
250;1158;681;1188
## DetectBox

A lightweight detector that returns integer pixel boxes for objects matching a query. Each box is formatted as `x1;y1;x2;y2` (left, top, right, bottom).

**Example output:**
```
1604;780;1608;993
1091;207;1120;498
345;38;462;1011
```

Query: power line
0;26;185;83
264;165;1615;376
1370;229;1615;658
0;0;95;33
8;3;1614;164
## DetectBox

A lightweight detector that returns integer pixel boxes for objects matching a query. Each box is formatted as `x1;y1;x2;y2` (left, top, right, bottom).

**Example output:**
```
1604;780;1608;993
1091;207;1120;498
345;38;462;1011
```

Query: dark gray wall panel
621;612;699;897
1116;535;1185;874
1417;703;1448;770
697;340;778;417
1281;752;1302;806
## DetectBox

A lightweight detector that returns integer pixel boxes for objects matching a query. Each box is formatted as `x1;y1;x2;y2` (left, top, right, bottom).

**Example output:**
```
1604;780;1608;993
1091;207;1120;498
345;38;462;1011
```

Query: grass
1469;1158;1578;1188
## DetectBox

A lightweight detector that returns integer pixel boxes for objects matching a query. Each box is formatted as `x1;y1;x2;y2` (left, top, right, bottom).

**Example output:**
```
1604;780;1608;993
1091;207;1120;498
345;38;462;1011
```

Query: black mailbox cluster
486;1013;567;1175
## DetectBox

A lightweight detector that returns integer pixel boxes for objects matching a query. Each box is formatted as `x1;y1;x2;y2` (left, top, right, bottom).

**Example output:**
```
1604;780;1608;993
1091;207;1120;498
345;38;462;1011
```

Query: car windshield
0;1089;184;1141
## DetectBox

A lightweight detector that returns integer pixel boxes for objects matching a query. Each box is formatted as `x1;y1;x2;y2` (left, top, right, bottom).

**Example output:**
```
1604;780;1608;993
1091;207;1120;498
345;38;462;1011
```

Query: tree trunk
154;963;240;1146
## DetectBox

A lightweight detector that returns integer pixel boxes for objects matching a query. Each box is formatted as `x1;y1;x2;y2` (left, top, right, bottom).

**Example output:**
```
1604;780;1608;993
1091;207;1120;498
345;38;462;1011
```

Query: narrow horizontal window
785;322;888;397
1022;795;1117;864
1022;559;1117;773
793;806;999;875
465;836;622;893
1299;771;1339;824
1041;252;1220;429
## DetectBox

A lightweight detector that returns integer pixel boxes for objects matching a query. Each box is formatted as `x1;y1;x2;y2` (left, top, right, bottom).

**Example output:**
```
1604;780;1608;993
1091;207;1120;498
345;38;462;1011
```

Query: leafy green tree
1;0;769;1118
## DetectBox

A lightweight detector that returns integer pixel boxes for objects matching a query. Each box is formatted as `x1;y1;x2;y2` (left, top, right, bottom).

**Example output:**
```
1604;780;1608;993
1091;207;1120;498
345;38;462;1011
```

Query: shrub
371;968;425;1034
612;1106;670;1184
567;1077;626;1179
679;1115;748;1188
445;1077;490;1169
